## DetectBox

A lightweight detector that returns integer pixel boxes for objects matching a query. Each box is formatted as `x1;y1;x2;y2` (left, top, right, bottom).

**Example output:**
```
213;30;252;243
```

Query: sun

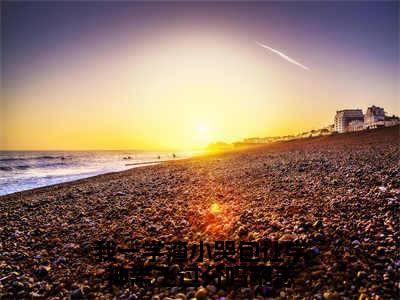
192;120;215;148
196;122;209;135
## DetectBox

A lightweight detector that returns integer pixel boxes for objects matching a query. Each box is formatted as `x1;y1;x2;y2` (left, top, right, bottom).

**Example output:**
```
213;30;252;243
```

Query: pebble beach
1;126;399;299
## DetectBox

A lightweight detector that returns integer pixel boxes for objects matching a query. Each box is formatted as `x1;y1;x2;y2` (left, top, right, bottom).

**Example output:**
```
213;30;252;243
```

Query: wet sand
1;126;399;299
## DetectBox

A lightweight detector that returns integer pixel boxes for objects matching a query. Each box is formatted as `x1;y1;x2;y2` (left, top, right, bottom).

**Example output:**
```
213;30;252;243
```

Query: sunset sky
1;1;398;150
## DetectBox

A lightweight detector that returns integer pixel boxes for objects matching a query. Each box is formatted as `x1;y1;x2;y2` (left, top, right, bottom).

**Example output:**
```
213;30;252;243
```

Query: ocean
0;150;193;196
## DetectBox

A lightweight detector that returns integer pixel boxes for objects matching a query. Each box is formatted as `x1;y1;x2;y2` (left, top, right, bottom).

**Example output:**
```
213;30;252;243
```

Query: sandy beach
1;126;399;299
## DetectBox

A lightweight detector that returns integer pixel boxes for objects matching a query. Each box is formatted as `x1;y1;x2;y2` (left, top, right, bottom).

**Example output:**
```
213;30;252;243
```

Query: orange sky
1;2;398;150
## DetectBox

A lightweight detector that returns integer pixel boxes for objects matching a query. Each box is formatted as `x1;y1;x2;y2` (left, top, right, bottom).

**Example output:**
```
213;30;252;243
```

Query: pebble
175;293;187;300
194;287;208;300
11;280;24;291
243;287;254;298
0;126;398;299
206;284;217;295
70;288;85;299
313;220;323;228
279;233;297;242
323;292;339;300
54;256;67;265
378;186;387;192
310;246;321;255
34;266;49;279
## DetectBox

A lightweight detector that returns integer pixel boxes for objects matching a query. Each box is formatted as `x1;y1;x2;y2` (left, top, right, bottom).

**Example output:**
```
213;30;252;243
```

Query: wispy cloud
256;41;310;71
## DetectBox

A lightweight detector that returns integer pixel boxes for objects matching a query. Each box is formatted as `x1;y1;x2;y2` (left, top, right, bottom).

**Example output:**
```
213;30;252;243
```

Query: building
334;105;398;133
347;120;364;132
334;109;364;133
317;124;334;136
326;124;335;132
364;105;385;129
384;115;400;127
243;137;265;144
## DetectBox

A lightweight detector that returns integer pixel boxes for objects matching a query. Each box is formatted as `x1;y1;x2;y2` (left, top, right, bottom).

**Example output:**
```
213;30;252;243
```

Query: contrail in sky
256;41;310;71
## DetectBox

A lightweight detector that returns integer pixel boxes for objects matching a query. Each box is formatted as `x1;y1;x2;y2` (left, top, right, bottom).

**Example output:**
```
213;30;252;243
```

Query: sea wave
0;162;69;172
0;165;31;171
0;150;190;196
0;166;13;171
0;155;67;162
15;165;31;170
